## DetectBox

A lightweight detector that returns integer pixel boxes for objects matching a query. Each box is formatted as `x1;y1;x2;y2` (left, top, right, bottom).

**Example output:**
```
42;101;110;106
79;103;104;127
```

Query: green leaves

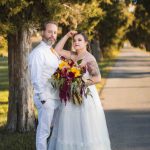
77;59;82;65
97;1;135;57
127;1;150;51
0;0;104;39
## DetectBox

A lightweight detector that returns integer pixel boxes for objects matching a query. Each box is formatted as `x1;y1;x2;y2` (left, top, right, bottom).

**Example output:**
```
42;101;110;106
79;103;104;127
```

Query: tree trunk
145;42;150;52
7;26;35;132
91;36;103;62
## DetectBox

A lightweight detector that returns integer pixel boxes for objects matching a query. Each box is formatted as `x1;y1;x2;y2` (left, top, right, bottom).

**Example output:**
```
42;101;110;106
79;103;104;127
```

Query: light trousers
34;94;60;150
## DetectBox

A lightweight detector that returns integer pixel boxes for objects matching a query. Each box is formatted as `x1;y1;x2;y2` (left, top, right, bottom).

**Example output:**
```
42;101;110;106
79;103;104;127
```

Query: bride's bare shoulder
86;52;96;62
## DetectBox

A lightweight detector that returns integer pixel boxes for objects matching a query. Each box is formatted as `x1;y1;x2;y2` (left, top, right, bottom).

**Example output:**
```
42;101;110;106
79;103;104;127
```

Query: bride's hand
66;30;77;38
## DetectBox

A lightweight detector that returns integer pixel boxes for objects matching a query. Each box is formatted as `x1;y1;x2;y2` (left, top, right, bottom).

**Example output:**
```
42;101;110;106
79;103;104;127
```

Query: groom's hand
41;100;46;104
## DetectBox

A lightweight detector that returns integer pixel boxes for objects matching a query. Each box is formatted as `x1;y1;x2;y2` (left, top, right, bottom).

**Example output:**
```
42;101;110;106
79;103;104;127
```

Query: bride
48;31;111;150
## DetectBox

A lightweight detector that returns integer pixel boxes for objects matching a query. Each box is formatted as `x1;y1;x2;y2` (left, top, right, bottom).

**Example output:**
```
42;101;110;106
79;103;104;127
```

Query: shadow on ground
105;109;150;150
106;55;150;78
108;71;150;78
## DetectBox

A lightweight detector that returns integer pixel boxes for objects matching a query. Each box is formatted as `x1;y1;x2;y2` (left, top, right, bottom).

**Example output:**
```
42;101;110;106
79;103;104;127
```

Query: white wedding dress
48;52;111;150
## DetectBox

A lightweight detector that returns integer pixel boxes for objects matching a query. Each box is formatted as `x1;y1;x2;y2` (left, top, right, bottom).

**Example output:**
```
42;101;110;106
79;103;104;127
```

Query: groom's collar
41;40;52;49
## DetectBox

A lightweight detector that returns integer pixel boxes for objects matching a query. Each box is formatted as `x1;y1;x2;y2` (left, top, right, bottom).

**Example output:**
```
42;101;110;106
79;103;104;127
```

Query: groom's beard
43;37;56;46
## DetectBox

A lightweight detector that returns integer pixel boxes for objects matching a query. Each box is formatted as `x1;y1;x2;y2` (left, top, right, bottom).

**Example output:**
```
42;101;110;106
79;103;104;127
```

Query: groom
28;21;60;150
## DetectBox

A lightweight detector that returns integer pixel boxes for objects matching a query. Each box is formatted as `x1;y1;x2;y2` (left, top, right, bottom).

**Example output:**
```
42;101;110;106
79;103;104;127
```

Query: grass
94;48;119;92
0;53;117;149
0;127;35;150
0;58;9;128
96;58;116;93
0;57;36;150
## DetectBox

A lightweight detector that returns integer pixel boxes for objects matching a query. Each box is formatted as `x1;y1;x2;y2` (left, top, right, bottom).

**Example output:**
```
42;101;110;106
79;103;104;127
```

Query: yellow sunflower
59;60;70;70
70;67;81;77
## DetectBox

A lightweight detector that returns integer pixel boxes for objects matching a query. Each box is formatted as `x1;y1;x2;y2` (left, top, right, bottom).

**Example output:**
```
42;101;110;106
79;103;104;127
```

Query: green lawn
0;55;116;150
0;57;8;127
0;57;36;150
0;127;35;150
96;58;116;92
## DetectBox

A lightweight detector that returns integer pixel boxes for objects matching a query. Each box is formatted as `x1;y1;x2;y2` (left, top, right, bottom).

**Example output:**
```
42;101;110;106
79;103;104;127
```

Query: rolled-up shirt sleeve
29;51;47;101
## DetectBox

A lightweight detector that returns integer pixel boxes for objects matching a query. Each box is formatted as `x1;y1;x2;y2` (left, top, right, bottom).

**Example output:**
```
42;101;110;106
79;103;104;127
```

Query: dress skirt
48;85;111;150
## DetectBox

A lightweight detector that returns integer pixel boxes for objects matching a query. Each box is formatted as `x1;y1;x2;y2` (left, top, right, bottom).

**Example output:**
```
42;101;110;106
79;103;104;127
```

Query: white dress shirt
28;41;60;101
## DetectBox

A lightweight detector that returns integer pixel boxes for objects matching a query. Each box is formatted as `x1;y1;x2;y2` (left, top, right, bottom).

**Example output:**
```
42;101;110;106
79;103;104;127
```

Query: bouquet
49;56;91;105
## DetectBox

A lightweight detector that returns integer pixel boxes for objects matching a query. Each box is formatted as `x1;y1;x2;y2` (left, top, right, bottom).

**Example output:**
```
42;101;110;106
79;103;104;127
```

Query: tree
56;0;105;59
97;1;134;57
127;0;150;51
55;0;104;49
0;0;62;132
0;0;104;132
0;36;7;56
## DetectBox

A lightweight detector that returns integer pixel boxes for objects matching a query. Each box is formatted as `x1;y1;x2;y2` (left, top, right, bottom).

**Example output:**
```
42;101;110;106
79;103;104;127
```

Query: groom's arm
29;51;47;103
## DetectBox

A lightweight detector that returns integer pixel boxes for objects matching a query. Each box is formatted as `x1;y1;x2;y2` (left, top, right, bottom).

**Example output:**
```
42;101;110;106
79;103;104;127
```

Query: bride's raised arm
54;31;77;59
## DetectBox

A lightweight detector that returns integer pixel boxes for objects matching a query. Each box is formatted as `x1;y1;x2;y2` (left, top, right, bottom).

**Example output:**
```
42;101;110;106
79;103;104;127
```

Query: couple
29;21;111;150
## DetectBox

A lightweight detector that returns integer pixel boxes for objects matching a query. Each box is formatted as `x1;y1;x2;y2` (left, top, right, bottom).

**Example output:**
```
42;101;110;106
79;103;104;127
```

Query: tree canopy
127;0;150;51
